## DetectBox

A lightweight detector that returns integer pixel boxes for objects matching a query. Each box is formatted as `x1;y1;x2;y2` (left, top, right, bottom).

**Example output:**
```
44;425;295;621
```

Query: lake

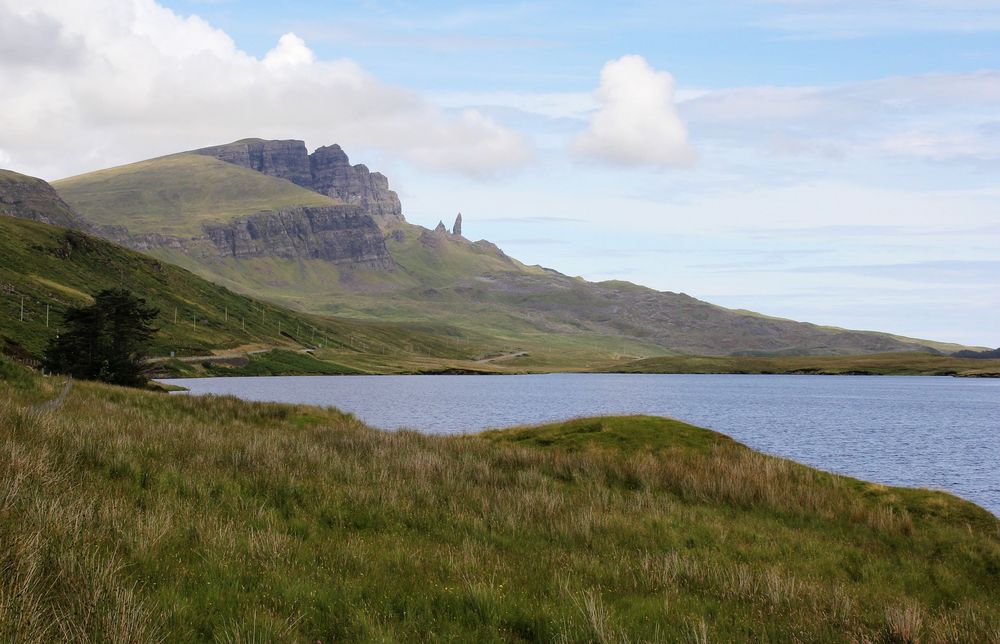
159;373;1000;515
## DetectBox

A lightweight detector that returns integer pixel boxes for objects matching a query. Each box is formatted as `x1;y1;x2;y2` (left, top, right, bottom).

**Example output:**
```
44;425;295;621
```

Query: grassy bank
602;352;1000;377
1;359;998;641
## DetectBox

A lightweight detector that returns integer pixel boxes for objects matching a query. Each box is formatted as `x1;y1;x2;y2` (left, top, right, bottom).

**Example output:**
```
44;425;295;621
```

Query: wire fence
1;283;465;362
2;289;347;358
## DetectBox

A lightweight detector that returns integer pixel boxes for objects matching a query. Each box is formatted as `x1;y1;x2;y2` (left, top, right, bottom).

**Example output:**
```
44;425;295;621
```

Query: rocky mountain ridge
195;139;403;226
202;205;393;267
93;203;394;270
0;169;91;231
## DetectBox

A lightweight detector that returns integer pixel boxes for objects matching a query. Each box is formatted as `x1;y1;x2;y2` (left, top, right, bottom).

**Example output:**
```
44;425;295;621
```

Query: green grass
1;358;997;641
200;349;362;377
603;352;1000;377
0;216;513;372
53;154;337;236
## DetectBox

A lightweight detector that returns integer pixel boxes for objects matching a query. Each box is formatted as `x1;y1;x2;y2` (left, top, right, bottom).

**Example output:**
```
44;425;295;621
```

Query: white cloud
262;33;316;70
0;0;532;180
572;55;695;168
680;71;1000;163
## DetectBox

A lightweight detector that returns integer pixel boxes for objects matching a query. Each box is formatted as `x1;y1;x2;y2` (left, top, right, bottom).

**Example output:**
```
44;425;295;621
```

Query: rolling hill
50;139;974;358
0;205;514;374
53;153;339;236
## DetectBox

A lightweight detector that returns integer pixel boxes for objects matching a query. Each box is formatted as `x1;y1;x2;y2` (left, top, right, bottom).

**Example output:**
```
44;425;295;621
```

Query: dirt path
476;351;528;364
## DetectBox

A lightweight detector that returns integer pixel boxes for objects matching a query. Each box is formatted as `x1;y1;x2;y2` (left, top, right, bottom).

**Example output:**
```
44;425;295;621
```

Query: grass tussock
1;362;998;641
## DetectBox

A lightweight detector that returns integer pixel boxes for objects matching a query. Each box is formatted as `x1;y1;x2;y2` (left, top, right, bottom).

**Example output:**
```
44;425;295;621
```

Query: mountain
0;174;503;373
52;152;393;270
194;138;403;226
50;139;972;359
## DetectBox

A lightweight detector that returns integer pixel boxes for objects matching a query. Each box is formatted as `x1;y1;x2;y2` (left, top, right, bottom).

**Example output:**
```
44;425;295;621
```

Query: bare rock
195;139;404;227
0;169;91;231
310;145;403;226
194;139;313;187
202;205;394;269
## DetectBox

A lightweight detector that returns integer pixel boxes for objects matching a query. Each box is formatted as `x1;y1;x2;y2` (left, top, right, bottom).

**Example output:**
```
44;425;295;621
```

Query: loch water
160;373;1000;515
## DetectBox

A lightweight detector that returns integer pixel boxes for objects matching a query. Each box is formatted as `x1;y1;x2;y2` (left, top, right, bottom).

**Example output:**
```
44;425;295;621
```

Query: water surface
160;373;1000;514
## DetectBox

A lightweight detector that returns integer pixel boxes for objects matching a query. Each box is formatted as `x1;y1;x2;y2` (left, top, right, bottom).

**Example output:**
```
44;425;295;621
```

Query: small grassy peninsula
603;352;1000;377
1;359;998;641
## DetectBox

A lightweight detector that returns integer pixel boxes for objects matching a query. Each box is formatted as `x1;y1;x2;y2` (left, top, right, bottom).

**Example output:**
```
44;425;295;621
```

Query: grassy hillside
1;360;997;641
602;352;1000;377
53;154;337;235
0;216;492;370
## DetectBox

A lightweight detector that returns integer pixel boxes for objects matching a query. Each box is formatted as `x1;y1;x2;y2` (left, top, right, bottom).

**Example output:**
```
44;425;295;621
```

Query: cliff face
95;207;393;270
202;205;393;268
0;169;91;231
194;139;404;226
309;145;402;225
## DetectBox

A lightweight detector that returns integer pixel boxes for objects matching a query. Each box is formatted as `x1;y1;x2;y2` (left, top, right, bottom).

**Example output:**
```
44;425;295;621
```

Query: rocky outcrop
434;221;448;233
202;205;393;269
83;203;394;270
0;169;91;231
309;145;403;225
94;225;187;252
193;139;313;187
452;213;462;236
194;139;404;226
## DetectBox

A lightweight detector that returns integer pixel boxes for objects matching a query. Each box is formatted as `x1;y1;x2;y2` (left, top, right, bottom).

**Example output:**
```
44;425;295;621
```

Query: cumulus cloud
0;0;532;180
572;55;695;168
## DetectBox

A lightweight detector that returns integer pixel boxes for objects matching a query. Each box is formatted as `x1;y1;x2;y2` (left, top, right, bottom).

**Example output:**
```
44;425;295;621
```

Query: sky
2;1;999;346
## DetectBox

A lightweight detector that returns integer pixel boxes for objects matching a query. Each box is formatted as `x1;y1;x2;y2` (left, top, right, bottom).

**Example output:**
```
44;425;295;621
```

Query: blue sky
3;0;999;346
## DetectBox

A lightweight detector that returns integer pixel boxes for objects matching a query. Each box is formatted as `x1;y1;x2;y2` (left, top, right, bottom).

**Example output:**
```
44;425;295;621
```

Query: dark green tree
44;289;159;387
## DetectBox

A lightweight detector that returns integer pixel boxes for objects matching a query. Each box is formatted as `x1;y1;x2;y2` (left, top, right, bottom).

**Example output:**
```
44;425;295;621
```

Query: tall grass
1;366;998;641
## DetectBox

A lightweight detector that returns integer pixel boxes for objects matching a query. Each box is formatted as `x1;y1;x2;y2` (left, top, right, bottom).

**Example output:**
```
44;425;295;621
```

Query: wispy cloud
755;0;1000;39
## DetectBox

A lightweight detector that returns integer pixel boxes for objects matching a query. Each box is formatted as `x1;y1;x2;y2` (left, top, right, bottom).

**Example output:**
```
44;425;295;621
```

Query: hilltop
47;139;973;359
1;359;997;640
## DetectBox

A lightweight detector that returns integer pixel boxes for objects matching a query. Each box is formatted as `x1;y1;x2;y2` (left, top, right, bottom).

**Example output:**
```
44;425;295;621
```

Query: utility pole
46;304;49;328
225;306;228;322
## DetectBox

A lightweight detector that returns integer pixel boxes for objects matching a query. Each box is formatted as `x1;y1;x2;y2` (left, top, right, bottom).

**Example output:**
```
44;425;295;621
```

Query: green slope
0;216;491;371
53;153;337;235
2;363;997;641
